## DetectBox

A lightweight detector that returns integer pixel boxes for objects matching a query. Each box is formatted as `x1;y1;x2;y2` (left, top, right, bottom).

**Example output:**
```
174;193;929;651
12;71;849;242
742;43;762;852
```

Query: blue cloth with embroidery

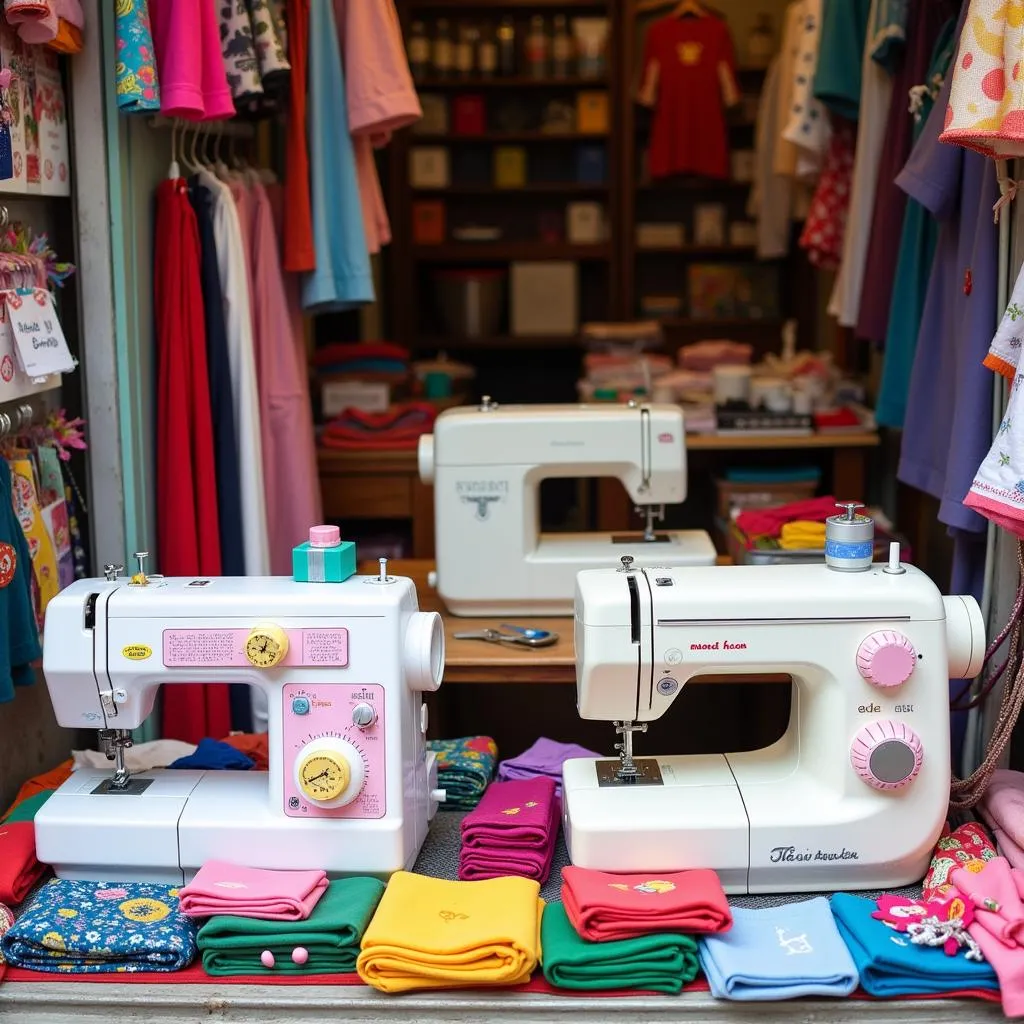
427;736;498;810
0;879;196;973
698;898;859;1000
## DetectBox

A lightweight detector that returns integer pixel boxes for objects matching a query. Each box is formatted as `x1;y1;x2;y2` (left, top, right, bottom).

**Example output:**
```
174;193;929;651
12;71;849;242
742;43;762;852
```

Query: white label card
5;288;76;378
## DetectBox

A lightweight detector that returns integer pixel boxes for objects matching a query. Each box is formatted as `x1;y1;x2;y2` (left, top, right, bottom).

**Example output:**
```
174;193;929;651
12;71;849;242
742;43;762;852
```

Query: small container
712;364;751;405
825;503;874;573
293;526;357;583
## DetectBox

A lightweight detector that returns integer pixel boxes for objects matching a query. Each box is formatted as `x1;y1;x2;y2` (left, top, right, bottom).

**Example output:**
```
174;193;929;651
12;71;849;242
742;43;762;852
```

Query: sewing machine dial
293;735;366;808
244;624;289;668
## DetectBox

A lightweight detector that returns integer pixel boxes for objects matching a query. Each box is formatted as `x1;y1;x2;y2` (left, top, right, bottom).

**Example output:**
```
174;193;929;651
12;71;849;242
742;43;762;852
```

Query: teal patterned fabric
427;736;498;810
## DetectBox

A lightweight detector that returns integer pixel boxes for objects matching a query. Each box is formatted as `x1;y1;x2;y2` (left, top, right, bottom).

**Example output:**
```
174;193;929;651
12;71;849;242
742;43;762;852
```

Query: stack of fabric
458;778;559;884
977;769;1024;868
678;340;753;372
427;736;498;811
320;403;437;452
357;871;542;992
496;738;600;799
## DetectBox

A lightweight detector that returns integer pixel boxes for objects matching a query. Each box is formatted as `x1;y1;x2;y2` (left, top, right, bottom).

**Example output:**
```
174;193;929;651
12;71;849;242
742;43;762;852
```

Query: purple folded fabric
496;738;600;796
458;778;559;883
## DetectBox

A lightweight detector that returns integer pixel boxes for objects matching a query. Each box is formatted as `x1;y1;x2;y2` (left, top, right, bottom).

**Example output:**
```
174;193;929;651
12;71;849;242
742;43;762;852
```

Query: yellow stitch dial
244;624;289;668
297;752;350;802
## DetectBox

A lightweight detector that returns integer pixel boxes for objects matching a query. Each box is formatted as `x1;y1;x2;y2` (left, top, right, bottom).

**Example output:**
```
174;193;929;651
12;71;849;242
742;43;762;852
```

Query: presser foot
595;757;664;787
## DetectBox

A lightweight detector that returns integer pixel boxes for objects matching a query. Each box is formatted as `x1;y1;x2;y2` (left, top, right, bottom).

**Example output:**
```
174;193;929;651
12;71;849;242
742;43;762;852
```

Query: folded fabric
320;403;437;451
179;860;328;921
831;892;998;996
1;790;53;824
72;738;196;773
562;865;731;942
459;778;559;883
4;0;57;44
427;736;498;810
0;821;49;905
779;520;827;550
219;731;269;770
198;878;384;976
168;738;255;771
2;760;72;820
541;901;698;993
356;871;542;993
0;879;196;973
979;770;1024;870
312;341;410;368
496;737;600;796
735;496;840;540
699;898;858;1001
923;820;999;899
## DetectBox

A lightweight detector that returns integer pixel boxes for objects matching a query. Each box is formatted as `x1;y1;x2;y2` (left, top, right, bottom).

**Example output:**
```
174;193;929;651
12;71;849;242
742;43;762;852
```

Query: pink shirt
150;0;233;120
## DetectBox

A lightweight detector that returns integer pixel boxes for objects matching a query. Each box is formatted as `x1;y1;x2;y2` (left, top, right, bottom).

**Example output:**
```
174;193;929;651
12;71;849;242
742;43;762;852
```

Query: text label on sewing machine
161;628;349;668
768;846;860;864
456;479;508;522
689;640;749;651
121;645;152;661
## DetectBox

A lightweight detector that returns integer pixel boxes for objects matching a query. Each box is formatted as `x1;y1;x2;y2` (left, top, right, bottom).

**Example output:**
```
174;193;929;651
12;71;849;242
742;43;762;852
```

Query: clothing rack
147;116;255;139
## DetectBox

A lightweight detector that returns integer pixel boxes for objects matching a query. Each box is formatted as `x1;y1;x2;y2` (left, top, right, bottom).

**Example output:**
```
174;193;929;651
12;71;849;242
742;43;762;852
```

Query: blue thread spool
825;502;874;573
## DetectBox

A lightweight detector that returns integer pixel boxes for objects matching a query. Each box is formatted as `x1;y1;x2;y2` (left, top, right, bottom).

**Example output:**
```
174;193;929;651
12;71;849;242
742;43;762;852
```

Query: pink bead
291;946;309;965
260;950;276;969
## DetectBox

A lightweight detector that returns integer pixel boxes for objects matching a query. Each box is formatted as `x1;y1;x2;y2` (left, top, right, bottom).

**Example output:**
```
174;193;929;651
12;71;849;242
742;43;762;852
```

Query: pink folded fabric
4;0;57;42
979;770;1024;870
179;860;328;921
458;777;559;883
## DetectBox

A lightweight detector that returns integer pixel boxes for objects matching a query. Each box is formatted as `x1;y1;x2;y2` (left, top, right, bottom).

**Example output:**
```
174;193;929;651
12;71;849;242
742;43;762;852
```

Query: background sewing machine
34;555;446;884
562;541;986;893
418;399;716;616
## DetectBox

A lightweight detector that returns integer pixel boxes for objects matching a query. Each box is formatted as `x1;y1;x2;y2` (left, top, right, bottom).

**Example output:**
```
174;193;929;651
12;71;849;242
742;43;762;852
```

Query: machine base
34;769;428;885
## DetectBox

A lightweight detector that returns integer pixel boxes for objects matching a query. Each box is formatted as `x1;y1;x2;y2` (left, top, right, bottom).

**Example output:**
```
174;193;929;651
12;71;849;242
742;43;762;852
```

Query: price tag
5;288;76;378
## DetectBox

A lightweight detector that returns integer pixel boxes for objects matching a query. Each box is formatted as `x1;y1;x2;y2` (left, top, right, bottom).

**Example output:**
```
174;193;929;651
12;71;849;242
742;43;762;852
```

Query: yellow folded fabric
356;871;543;993
779;520;827;550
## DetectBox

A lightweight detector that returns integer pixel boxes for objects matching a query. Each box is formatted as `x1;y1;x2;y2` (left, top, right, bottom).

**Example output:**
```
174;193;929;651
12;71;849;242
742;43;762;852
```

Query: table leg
833;448;867;503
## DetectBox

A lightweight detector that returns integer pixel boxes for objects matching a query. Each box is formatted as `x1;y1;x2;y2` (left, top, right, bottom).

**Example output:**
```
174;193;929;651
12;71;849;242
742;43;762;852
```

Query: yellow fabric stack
778;520;827;550
356;871;544;993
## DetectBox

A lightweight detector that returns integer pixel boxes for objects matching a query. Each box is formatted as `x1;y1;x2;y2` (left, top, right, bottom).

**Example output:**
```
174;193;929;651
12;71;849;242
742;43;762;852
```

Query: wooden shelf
407;0;607;9
637;179;752;192
657;317;785;330
413;333;582;350
636;245;756;257
414;183;608;195
412;242;611;261
411;132;609;143
415;75;608;89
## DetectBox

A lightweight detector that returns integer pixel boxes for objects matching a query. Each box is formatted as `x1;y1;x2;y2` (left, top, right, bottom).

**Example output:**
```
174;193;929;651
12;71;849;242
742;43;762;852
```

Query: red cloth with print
799;118;856;270
640;14;737;180
153;179;230;744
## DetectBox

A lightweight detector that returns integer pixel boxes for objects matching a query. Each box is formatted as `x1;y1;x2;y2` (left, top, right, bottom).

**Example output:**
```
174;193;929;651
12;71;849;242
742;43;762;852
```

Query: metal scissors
452;628;559;648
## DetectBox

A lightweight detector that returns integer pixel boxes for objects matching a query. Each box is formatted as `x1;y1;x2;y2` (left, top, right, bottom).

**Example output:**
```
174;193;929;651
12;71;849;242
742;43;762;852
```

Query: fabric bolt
561;866;731;942
923;821;998;899
828;0;895;328
149;0;232;120
181;860;328;921
302;0;373;311
219;0;263;105
0;462;41;705
153;178;231;744
856;0;953;344
282;0;314;273
0;879;197;973
497;738;600;797
198;877;383;975
813;0;872;119
698;898;859;1001
781;0;830;176
798;117;856;269
168;737;255;771
869;0;909;69
896;0;998;538
638;14;738;180
0;821;48;905
831;892;999;995
427;736;498;810
541;901;699;994
115;0;160;112
356;871;543;993
876;16;958;428
1;791;53;824
980;771;1024;868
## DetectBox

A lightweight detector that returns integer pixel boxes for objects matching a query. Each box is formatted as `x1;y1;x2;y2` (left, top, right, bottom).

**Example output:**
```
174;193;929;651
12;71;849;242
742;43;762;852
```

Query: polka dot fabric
940;0;1024;157
799;118;856;270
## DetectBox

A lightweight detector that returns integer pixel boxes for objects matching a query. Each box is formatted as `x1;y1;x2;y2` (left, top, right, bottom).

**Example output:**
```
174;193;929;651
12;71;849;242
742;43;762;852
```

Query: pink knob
309;525;341;548
857;630;917;688
291;946;309;965
260;950;276;969
850;720;923;791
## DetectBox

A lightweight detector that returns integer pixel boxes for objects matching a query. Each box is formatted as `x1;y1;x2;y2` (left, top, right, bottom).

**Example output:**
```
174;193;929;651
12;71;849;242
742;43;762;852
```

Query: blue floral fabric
0;879;196;973
115;0;161;113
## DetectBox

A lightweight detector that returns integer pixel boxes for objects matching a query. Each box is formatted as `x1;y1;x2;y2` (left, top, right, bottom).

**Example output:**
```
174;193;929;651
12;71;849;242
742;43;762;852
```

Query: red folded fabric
0;821;50;905
561;865;732;942
320;402;436;451
735;496;840;540
312;342;410;368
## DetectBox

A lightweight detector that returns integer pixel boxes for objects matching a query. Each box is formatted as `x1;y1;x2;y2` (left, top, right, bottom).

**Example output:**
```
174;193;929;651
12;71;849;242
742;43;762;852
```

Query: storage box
636;222;684;249
494;146;527;188
453;95;486;135
567;202;604;243
409;147;450;188
412;200;446;244
714;477;819;519
415;94;449;134
576;145;607;183
292;539;357;584
321;379;391;418
510;261;579;336
576;91;609;133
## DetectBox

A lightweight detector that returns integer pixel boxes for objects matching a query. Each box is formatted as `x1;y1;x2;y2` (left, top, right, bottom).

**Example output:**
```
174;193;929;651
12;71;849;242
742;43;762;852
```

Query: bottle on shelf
551;15;573;78
455;23;477;79
525;15;549;79
478;23;498;78
433;19;454;79
497;16;517;76
407;20;430;82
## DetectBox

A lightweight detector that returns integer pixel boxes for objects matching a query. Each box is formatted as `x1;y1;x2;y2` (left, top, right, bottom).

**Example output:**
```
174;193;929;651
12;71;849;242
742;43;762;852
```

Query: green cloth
197;877;385;976
2;790;53;823
427;736;497;810
813;0;873;121
540;902;699;994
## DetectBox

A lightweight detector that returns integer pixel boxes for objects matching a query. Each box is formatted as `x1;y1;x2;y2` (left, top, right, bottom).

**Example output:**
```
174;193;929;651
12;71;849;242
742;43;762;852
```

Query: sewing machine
418;399;716;615
33;555;446;884
562;544;987;893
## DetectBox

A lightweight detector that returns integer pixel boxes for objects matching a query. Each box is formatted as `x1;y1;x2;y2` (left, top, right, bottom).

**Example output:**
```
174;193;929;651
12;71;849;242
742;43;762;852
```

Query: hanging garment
153;178;231;743
46;0;83;54
115;0;160;112
798;117;855;269
4;0;57;43
219;0;263;109
781;0;831;178
9;456;58;628
773;1;808;179
282;0;314;272
812;0;872;120
248;0;290;101
868;0;909;70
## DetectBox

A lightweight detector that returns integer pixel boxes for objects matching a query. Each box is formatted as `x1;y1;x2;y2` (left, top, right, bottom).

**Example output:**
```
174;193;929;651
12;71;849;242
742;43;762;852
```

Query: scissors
452;628;559;648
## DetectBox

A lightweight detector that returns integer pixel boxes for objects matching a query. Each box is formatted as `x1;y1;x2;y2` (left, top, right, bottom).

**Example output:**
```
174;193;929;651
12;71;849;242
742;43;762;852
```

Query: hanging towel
198;878;383;975
180;861;327;921
0;821;48;905
541;901;698;994
497;738;601;797
699;898;859;1000
0;879;197;973
356;872;543;993
427;736;498;810
561;866;731;942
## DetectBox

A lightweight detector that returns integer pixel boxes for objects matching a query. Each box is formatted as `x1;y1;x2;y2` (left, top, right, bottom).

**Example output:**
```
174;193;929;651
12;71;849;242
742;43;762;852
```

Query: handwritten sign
5;288;75;378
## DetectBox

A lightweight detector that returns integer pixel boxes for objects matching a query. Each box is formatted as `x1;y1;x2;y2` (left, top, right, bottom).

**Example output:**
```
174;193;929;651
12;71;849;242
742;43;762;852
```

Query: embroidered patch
0;542;15;588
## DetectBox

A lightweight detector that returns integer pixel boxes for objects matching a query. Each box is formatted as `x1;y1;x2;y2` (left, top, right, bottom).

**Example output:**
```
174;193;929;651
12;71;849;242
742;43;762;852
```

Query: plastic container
433;268;507;339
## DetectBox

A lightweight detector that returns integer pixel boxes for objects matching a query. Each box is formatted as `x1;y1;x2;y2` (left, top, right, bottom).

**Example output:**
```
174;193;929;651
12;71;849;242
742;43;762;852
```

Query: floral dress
115;0;160;112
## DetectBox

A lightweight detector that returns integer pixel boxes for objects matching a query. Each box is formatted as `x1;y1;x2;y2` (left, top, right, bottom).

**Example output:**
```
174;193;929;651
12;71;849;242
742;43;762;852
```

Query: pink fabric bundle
179;860;328;921
677;340;753;372
458;777;559;884
979;770;1024;870
4;0;56;42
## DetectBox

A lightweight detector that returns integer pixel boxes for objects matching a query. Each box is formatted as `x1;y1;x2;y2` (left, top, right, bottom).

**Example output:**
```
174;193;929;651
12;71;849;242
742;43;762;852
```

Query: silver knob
619;555;635;572
103;563;123;581
352;702;377;729
133;551;149;574
479;395;498;411
835;502;865;522
379;556;388;582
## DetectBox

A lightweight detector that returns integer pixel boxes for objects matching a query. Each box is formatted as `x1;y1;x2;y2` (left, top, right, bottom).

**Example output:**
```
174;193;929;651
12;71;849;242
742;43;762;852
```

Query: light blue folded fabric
699;897;859;1000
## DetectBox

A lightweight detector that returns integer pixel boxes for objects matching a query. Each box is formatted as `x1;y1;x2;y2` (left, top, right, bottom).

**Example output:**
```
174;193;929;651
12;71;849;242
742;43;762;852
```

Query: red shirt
641;14;738;180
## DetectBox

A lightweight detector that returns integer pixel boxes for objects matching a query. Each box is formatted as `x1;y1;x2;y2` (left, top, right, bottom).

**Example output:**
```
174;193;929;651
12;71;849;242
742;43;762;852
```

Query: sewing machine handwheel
850;721;923;792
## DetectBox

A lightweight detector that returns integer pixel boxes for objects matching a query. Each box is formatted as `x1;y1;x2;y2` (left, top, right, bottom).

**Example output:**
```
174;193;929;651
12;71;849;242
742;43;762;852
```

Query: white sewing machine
418;399;716;615
562;543;986;893
33;555;446;884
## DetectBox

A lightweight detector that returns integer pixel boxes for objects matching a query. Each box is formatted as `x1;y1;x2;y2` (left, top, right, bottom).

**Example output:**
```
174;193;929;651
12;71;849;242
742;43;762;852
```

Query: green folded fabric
197;877;385;976
2;791;53;823
540;902;699;994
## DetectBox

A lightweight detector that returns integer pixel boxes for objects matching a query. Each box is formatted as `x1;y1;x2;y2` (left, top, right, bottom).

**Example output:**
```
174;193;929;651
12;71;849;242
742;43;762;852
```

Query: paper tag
5;288;75;377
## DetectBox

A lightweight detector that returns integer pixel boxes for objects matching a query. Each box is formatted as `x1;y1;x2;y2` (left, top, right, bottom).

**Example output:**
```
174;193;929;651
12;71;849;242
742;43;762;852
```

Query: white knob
417;434;434;484
352;702;376;728
427;570;438;589
431;788;447;803
405;611;444;692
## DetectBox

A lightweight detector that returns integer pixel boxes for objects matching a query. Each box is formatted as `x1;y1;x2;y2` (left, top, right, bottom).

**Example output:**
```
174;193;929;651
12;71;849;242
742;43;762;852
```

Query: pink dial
857;630;917;688
850;720;923;791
